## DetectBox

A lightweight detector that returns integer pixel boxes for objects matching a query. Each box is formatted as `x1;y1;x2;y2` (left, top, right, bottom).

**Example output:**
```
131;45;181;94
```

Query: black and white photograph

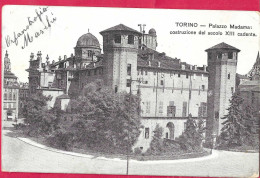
1;5;259;177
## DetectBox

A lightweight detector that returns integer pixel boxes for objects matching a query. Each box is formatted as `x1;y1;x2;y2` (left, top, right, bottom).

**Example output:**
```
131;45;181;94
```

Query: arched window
166;122;175;140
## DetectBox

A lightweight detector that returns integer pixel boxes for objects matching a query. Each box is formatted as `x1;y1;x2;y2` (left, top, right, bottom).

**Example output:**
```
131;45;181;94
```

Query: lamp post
126;77;142;175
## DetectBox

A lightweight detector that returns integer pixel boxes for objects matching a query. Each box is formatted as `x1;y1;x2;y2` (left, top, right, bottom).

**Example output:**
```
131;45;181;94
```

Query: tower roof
76;33;100;48
148;28;156;36
205;42;240;52
100;24;142;35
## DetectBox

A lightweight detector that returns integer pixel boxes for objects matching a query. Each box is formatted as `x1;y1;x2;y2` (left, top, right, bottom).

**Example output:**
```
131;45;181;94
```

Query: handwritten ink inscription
5;7;57;49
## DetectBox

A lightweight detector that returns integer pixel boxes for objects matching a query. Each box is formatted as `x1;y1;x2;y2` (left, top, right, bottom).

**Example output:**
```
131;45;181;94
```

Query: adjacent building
3;51;19;121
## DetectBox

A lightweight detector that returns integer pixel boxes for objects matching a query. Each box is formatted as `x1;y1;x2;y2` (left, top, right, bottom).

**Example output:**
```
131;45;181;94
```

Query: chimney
58;56;61;61
181;64;185;70
203;65;207;72
52;60;55;64
71;53;73;57
189;65;193;70
64;55;67;60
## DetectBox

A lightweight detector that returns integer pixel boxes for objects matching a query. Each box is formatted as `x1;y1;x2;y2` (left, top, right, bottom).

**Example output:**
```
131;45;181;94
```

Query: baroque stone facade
26;24;239;151
3;51;19;121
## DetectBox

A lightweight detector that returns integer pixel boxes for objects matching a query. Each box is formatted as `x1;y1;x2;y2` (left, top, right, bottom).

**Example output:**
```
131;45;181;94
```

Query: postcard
2;5;259;177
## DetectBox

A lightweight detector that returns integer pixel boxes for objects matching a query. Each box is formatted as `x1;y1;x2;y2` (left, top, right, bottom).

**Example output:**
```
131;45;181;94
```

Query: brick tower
100;24;142;93
205;42;240;144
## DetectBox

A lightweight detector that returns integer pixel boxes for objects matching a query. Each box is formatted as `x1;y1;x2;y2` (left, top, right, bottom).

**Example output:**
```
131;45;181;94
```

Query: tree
148;124;164;154
178;114;204;151
218;91;245;147
243;106;259;147
22;92;57;136
70;81;142;153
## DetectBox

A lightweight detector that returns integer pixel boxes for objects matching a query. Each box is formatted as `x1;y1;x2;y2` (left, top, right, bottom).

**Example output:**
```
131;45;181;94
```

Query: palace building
3;51;19;121
26;24;239;151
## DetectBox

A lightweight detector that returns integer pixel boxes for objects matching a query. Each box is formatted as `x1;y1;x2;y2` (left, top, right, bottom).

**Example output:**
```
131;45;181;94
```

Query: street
2;128;259;177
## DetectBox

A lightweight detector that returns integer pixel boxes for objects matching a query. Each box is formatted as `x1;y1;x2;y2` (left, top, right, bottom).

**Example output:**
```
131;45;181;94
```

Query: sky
2;5;259;83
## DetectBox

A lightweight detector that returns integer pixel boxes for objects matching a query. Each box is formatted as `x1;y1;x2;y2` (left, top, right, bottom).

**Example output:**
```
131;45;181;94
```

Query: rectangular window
94;69;97;75
145;70;148;75
160;80;164;85
115;85;118;93
13;93;16;100
8;103;11;108
128;35;134;44
159;101;164;114
228;52;233;59
154;71;156;75
88;71;91;76
186;73;189;79
199;102;207;117
4;93;7;100
178;73;181;78
104;35;109;43
114;34;121;43
182;102;187;117
208;52;212;59
13;103;16;109
167;106;176;117
228;73;230;79
231;87;234;94
202;85;205;91
127;64;131;76
217;52;222;59
145;128;149;139
9;93;12;100
126;79;131;87
146;101;151;114
4;103;7;109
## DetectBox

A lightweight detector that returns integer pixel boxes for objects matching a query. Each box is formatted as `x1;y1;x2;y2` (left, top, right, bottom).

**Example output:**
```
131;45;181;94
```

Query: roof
62;47;207;73
137;47;207;73
148;28;156;36
100;24;142;35
4;71;17;79
239;80;259;86
76;33;100;48
205;42;240;52
236;73;249;79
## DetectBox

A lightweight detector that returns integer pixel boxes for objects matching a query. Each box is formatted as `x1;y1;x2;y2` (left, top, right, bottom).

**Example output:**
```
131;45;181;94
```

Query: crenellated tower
100;24;142;93
205;42;240;143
